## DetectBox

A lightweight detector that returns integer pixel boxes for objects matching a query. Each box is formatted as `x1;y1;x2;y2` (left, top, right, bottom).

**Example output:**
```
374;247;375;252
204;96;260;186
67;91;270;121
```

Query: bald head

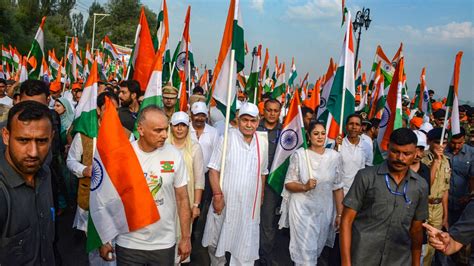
137;105;168;126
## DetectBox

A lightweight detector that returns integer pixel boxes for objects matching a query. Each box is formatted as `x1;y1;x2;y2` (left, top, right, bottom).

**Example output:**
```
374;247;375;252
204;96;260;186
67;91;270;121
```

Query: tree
72;12;84;38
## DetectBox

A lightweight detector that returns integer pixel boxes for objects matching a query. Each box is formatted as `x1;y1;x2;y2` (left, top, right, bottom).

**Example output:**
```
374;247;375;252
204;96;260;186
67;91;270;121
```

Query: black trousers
115;245;175;266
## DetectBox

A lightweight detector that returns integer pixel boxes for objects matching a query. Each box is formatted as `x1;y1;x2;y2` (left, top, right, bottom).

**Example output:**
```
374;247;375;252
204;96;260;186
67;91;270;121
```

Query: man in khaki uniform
162;82;178;119
421;128;451;266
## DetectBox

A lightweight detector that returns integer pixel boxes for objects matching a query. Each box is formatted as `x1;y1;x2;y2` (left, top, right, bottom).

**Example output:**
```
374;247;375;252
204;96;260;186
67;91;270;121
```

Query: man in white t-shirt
0;79;13;107
102;105;192;265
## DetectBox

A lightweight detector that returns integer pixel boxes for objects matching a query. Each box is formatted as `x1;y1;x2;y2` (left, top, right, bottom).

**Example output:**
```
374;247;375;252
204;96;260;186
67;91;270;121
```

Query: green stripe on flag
86;215;102;252
267;158;290;194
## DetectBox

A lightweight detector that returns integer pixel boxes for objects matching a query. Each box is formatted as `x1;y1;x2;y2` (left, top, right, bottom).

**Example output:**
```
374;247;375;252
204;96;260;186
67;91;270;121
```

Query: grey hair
137;105;168;125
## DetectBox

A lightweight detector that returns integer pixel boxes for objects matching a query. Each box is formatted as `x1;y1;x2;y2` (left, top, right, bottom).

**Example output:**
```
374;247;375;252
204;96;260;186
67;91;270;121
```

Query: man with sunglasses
340;128;429;266
421;128;451;265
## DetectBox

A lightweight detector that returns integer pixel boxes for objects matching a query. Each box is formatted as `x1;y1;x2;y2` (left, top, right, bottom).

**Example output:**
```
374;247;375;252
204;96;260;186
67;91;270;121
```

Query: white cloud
426;22;474;40
250;0;264;13
286;0;340;21
400;22;474;41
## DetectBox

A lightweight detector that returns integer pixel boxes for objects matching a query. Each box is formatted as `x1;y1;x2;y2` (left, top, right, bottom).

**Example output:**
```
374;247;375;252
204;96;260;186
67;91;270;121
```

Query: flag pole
440;106;450;145
168;61;176;83
219;49;236;189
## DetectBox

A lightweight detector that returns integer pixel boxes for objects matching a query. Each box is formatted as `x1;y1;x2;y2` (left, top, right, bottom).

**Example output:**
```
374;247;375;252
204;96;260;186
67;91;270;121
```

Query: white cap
191;102;208;116
236;100;242;111
239;102;259;118
419;122;433;134
413;130;427;148
170;111;190;126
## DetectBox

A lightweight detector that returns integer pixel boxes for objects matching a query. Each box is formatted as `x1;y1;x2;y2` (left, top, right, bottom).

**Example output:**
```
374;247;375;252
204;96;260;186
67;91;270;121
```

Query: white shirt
202;130;268;262
340;136;370;196
66;133;89;178
116;141;188;250
360;134;374;166
0;95;13;107
190;123;219;173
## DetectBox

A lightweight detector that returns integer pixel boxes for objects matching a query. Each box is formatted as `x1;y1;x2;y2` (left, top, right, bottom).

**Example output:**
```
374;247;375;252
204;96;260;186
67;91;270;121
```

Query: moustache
392;160;407;167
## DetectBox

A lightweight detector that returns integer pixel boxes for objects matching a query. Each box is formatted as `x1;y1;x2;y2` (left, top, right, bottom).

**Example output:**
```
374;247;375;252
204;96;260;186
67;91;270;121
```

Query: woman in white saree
279;121;344;265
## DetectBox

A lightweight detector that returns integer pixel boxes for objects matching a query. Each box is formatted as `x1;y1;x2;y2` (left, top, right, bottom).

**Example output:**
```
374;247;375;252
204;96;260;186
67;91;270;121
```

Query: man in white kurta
202;103;268;266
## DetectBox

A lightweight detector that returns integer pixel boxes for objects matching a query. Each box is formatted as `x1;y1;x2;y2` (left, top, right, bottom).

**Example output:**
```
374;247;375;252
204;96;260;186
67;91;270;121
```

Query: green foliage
0;0;156;61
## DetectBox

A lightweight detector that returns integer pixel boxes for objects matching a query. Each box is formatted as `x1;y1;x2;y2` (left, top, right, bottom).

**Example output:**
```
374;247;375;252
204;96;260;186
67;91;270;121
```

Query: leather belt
428;198;442;204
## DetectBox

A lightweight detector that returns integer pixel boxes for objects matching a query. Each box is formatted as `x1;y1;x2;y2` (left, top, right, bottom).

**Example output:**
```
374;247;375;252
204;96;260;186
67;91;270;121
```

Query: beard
121;98;132;107
8;148;45;176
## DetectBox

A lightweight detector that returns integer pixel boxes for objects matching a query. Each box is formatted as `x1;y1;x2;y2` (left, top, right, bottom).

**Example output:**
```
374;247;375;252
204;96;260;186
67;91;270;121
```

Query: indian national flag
375;57;405;163
17;56;28;83
171;6;194;88
39;58;51;83
199;67;209;93
156;0;172;82
326;11;355;140
317;58;336;119
268;89;306;194
210;0;244;119
260;48;270;92
368;45;394;90
368;62;385;120
48;50;61;80
303;78;321;111
86;96;160;251
2;45;12;66
66;37;78;83
27;16;46;80
128;7;156;91
272;63;286;102
288;57;297;87
72;60;99;138
245;44;261;104
11;46;21;71
102;36;120;60
413;67;431;116
445;52;463;136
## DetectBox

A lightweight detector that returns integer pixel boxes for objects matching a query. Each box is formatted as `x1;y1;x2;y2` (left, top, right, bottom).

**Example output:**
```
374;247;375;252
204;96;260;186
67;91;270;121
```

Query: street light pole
352;7;371;69
91;13;110;51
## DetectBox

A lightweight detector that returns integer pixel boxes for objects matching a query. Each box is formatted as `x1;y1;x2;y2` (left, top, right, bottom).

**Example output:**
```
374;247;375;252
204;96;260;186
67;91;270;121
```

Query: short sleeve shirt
421;151;451;199
445;145;474;210
343;161;429;266
116;142;188;250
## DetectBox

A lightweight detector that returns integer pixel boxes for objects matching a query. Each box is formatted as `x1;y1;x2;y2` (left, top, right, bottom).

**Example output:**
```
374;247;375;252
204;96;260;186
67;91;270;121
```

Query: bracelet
213;192;223;197
337;214;342;217
193;203;200;208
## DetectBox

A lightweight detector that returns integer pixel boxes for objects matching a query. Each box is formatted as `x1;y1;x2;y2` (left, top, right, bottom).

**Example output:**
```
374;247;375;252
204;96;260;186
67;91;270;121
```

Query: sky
76;0;474;102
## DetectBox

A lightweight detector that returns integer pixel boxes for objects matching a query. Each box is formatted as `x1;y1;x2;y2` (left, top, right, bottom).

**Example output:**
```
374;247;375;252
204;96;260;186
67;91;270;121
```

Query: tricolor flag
368;62;385;119
356;73;369;112
317;58;336;119
72;60;99;138
445;52;463;136
326;11;355;139
272;63;286;102
368;45;394;90
199;67;209;93
413;67;431;116
245;44;261;104
376;57;405;161
17;56;28;83
48;50;61;80
39;58;51;83
268;89;306;194
156;0;172;82
11;46;21;71
1;45;12;66
102;36;120;60
86;96;160;251
66;37;78;83
260;48;270;93
210;0;245;119
288;57;297;87
303;78;321;111
128;7;156;91
27;16;46;80
171;6;194;89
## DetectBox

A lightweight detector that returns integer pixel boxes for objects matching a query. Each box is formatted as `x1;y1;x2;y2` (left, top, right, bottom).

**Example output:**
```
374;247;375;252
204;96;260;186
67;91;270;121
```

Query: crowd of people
0;77;473;266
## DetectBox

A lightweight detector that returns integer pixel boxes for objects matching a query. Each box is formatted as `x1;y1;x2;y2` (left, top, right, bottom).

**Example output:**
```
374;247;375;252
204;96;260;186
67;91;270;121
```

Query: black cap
433;109;446;119
427;128;448;141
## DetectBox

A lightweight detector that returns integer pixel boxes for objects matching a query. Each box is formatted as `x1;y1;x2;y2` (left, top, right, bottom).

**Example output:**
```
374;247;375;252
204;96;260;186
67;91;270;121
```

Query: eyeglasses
384;174;411;205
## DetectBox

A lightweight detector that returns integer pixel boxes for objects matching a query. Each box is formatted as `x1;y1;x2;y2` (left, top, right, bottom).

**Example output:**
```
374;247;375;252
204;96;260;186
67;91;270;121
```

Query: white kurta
202;129;268;262
279;148;343;265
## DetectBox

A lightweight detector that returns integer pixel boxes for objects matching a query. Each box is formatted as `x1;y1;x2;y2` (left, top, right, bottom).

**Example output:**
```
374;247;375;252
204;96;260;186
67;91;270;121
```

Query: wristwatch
193;203;201;208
